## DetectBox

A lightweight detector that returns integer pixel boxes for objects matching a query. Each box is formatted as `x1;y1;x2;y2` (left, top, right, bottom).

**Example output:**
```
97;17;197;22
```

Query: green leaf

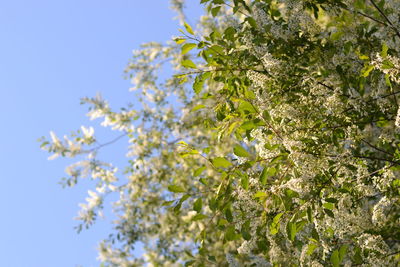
233;144;250;157
217;218;228;227
162;200;175;206
193;74;205;94
184;22;194;35
174;38;186;44
354;0;366;9
361;64;374;77
182;59;197;69
209;45;224;55
343;41;352;55
211;6;221;17
245;17;257;28
208;256;216;262
193;198;202;213
307;206;313;222
260;167;276;185
241;174;249;190
168;185;186;193
296;220;307;233
382;59;395;69
307;243;318;255
192;214;208;221
238;100;256;114
191;104;206;112
181;194;190;202
325;198;338;203
203;146;211;154
330;30;343;41
354;247;363;264
324;209;335;218
40;141;49;148
181;43;197;55
225;226;237;241
323;202;335;210
253;191;267;198
223;27;236;41
241;221;251;241
240;120;255;130
173;194;190;213
260;167;268;185
174;73;187;80
212;157;232;168
199;178;208;185
339;244;348;262
330;250;340;267
184;260;196;267
225;208;233;222
177;140;188;146
358;54;369;60
287;221;297;241
381;42;388;58
270;213;283;235
273;212;283;223
194;166;206;177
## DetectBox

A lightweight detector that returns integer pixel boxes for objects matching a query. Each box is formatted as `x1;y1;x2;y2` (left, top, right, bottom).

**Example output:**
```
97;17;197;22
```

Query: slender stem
385;250;400;258
306;151;400;166
341;89;400;114
223;2;250;17
361;138;393;157
350;154;400;165
369;0;400;39
88;132;128;153
356;10;388;26
317;81;352;98
178;67;267;76
293;118;394;132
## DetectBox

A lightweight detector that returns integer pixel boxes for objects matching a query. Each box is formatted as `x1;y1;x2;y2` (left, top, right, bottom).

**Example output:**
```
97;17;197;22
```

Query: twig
356;10;388;26
88;132;128;152
369;0;400;39
361;138;393;156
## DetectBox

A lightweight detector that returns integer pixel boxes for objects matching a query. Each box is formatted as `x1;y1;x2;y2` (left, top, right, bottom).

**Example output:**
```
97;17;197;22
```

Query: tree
41;0;400;266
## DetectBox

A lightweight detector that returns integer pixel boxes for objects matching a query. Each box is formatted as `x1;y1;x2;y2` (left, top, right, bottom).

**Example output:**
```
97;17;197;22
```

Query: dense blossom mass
41;0;400;266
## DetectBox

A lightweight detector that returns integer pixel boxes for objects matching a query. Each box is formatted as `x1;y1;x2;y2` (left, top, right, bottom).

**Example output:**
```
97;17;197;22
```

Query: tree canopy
41;0;400;266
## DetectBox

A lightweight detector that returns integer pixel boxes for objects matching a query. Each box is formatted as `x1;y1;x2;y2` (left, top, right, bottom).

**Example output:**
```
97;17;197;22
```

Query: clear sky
0;1;201;266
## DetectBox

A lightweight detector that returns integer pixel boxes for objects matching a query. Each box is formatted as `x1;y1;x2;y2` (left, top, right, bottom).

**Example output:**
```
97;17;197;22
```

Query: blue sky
0;1;201;266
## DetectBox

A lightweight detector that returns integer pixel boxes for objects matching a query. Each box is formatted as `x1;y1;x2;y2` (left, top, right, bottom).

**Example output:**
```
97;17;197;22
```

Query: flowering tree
41;0;400;266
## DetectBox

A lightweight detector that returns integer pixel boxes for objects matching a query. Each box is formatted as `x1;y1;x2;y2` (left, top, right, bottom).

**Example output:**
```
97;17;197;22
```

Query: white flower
395;107;400;128
372;196;392;226
47;153;60;161
81;126;94;139
49;131;60;144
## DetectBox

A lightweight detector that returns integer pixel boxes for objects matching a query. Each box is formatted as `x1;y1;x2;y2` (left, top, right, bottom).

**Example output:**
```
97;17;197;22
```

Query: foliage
40;0;400;266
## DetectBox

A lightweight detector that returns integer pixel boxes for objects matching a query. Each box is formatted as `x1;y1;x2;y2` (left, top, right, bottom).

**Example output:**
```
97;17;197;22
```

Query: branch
305;151;400;166
356;10;388;26
223;2;250;17
341;89;400;114
351;154;400;166
369;0;400;39
177;67;268;76
361;138;393;157
385;250;400;258
88;132;129;153
293;118;394;132
317;81;352;98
